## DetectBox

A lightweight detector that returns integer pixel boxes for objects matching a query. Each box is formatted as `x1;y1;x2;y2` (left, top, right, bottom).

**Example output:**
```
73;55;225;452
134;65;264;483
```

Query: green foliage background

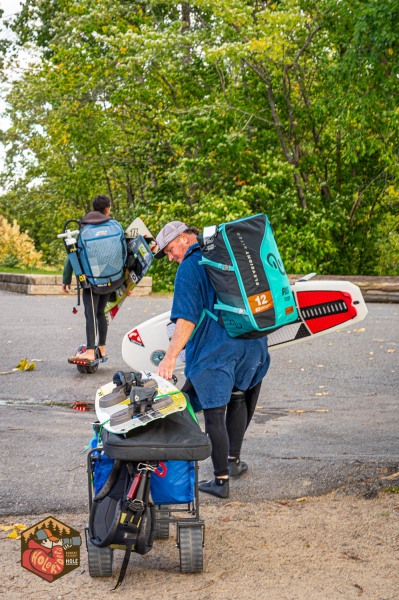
1;0;399;291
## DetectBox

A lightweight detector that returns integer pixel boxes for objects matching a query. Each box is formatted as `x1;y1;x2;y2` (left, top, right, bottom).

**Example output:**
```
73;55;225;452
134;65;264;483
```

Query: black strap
112;469;150;590
112;504;145;590
113;540;134;590
93;459;122;501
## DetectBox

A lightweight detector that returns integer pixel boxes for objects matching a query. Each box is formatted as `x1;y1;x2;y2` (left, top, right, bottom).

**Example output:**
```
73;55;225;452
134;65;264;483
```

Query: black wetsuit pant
82;288;111;349
202;381;262;477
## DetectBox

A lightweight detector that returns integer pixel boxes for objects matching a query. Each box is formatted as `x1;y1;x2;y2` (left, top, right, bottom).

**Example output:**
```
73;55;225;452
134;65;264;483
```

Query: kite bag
197;213;298;338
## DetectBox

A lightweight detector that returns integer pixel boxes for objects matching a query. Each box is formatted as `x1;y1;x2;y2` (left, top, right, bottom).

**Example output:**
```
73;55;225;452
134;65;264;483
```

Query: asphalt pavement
0;291;398;515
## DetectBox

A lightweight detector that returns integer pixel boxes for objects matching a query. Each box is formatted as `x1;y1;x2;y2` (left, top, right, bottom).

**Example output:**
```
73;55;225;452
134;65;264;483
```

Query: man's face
164;235;187;264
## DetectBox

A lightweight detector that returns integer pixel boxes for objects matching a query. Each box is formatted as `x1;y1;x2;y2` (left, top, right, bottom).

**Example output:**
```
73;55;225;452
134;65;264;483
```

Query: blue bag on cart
86;429;114;494
151;460;195;504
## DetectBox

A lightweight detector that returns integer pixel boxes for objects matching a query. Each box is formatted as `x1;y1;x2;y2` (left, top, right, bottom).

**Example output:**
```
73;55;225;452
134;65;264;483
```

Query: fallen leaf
1;522;26;539
16;359;36;371
387;349;396;353
296;497;307;502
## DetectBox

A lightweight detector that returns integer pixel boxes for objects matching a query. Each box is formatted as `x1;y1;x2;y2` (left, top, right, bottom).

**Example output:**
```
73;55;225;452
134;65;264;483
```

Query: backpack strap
189;308;218;340
213;301;247;316
113;467;152;590
93;459;123;501
198;257;235;272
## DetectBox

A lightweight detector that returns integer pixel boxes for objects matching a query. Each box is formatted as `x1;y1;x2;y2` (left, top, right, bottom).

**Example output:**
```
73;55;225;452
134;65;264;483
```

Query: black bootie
198;478;229;499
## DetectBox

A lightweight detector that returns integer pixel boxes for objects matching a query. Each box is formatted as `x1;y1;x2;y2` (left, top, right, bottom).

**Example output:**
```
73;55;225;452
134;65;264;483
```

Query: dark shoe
228;459;248;477
198;478;229;499
95;347;108;363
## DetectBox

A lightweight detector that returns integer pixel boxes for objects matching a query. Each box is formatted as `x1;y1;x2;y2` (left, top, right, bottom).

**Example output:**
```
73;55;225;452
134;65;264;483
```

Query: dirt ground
1;490;398;600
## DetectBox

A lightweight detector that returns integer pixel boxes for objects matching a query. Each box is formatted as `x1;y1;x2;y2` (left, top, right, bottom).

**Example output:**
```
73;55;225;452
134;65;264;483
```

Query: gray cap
155;221;188;259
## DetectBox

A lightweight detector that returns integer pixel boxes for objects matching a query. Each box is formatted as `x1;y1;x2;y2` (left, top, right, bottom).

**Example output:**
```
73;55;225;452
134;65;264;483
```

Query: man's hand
156;318;195;380
157;354;177;381
62;283;71;293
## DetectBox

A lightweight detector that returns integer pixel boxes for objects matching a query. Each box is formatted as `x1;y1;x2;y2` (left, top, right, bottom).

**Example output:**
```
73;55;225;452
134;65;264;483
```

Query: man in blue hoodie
154;221;270;499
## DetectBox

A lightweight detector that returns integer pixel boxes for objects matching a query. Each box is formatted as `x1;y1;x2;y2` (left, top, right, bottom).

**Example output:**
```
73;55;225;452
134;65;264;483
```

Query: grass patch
380;486;399;494
0;265;62;275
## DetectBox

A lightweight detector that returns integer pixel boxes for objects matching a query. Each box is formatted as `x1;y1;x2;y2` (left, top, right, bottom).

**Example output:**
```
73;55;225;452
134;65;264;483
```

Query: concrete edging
0;273;152;297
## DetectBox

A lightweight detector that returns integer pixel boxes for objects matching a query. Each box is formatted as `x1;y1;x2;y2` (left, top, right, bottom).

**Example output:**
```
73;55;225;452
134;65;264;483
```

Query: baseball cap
155;221;189;259
35;528;59;542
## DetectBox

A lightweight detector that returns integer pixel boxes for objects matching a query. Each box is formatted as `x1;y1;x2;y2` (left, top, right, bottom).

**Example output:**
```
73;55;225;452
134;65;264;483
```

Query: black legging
203;381;262;477
82;288;111;349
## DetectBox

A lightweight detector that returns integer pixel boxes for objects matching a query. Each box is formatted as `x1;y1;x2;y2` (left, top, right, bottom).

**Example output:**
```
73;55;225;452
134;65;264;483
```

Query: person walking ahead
154;221;271;499
62;195;125;364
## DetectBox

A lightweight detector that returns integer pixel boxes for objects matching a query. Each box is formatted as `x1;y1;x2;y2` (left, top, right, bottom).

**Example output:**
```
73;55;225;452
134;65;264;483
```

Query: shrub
0;215;44;269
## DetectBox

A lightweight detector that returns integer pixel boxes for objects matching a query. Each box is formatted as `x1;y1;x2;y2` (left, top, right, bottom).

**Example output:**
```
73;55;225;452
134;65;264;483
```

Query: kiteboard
95;371;187;435
121;278;368;372
104;217;158;322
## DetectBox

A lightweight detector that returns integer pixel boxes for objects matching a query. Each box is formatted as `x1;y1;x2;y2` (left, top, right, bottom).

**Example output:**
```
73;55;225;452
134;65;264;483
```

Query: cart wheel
178;526;203;573
87;539;113;577
153;508;170;539
77;363;98;374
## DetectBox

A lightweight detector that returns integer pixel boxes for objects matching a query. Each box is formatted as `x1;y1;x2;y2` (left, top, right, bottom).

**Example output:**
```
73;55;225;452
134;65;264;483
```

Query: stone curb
0;273;152;297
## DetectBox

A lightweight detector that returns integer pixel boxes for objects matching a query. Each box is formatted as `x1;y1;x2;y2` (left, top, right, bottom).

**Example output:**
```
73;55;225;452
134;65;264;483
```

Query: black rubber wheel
77;363;98;374
178;526;203;573
87;539;113;577
153;507;170;539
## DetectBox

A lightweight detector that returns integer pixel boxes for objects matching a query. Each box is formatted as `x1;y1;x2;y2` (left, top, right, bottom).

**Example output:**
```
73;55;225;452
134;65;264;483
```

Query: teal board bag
197;213;298;338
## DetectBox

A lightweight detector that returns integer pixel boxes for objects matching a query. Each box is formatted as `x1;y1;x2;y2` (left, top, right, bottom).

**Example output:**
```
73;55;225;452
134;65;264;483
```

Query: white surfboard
121;279;368;373
95;371;187;435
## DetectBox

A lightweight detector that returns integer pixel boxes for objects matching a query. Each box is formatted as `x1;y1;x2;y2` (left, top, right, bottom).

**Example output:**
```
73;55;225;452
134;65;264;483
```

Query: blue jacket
171;243;270;410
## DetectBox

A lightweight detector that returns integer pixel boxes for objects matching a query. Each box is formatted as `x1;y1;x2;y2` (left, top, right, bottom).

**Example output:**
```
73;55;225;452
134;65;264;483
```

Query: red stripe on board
109;306;119;319
297;291;357;334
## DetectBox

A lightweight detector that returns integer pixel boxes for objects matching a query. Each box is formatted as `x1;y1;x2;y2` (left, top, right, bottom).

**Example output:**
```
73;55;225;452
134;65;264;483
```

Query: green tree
1;0;398;281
